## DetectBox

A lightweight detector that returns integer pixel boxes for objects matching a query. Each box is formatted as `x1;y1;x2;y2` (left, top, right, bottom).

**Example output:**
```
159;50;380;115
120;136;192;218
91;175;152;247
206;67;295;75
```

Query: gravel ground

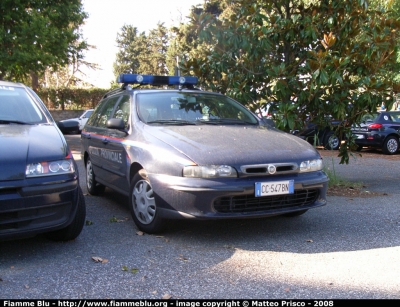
1;136;399;299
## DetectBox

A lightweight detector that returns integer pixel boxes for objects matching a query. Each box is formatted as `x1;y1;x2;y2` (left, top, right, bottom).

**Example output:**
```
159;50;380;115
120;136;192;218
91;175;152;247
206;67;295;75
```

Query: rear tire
324;131;340;150
86;157;105;195
382;136;399;155
45;187;86;241
129;170;165;234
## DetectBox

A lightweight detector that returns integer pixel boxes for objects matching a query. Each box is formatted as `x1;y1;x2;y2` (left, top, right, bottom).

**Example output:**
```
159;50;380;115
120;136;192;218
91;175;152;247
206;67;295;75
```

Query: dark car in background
81;74;328;234
294;119;343;150
351;111;400;154
0;80;86;241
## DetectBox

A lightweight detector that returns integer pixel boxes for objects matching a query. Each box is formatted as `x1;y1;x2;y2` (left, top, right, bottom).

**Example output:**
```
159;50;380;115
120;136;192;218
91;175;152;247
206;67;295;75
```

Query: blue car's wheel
86;157;105;195
129;170;165;234
382;136;399;155
324;131;340;150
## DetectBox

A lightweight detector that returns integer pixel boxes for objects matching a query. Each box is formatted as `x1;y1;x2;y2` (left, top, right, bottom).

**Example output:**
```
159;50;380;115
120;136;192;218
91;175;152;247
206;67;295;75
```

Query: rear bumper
0;177;80;240
353;132;385;147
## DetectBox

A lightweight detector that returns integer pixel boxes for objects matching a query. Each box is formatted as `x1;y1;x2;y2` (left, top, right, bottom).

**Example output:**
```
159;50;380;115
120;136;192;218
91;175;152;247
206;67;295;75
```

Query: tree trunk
30;72;39;91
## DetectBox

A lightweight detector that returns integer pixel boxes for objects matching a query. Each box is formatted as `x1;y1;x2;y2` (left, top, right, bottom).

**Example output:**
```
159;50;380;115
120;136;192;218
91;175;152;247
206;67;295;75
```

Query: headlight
26;159;75;177
183;165;237;178
299;159;323;172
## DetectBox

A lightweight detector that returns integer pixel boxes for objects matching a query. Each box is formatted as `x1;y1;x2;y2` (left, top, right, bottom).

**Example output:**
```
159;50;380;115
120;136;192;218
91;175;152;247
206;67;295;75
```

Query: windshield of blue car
136;92;258;125
0;87;47;124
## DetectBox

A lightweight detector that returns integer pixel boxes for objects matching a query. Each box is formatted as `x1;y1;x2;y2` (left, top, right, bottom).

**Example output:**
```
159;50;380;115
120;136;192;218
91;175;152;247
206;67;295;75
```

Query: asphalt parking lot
1;134;400;299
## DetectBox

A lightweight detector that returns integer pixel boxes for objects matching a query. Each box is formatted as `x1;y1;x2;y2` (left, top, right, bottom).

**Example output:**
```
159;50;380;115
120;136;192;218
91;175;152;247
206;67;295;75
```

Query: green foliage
181;0;400;163
113;25;147;76
0;0;88;82
113;23;170;77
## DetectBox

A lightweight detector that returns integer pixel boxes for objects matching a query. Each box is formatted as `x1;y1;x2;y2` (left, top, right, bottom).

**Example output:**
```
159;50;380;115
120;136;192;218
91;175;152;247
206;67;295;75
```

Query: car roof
381;111;400;114
0;80;26;88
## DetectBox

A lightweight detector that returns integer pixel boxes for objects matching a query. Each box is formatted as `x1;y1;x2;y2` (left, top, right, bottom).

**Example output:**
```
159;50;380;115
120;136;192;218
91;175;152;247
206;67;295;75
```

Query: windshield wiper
146;119;196;125
196;118;254;125
0;119;32;125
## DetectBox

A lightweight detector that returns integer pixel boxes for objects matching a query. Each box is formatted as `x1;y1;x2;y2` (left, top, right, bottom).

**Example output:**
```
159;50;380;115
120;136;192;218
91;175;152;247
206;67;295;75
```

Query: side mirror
261;117;276;128
57;120;79;133
107;118;126;130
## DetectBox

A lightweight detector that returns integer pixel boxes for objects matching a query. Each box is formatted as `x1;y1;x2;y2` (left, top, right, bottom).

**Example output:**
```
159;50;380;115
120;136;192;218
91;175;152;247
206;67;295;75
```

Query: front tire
382;136;399;155
129;170;165;234
86;157;105;195
45;187;86;241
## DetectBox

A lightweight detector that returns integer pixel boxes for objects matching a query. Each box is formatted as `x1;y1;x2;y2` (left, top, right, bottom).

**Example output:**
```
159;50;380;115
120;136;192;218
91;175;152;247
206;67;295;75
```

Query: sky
80;0;203;88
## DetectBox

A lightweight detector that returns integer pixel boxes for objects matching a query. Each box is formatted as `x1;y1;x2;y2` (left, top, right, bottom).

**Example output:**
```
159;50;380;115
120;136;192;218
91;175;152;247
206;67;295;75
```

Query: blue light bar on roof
117;74;198;86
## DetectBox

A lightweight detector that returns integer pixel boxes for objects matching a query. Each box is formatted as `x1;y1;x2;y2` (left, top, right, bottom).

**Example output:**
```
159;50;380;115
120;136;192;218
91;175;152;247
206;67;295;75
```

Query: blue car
81;74;328;233
0;80;86;241
352;111;400;154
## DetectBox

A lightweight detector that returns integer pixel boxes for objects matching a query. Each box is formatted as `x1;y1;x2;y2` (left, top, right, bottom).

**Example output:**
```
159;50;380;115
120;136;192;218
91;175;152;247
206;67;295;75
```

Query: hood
144;125;320;166
0;124;68;181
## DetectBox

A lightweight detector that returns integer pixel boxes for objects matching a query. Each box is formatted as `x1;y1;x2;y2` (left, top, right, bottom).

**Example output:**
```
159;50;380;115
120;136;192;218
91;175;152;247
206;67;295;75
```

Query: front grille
214;189;319;213
240;163;297;176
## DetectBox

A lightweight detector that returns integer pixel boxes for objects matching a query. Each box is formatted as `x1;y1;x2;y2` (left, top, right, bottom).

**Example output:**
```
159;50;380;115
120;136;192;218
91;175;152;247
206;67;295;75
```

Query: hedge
37;87;111;110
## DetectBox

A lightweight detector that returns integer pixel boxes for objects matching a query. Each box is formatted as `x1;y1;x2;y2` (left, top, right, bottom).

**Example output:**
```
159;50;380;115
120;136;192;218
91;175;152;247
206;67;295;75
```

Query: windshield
136;92;258;125
0;86;47;124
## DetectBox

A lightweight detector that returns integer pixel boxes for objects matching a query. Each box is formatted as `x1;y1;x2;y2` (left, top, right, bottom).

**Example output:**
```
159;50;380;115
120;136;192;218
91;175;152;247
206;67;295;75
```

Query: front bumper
148;171;328;220
0;176;80;240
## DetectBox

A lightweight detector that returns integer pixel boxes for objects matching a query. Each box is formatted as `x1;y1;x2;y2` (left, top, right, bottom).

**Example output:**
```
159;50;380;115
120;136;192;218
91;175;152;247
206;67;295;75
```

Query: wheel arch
83;151;89;168
384;132;400;142
130;162;144;182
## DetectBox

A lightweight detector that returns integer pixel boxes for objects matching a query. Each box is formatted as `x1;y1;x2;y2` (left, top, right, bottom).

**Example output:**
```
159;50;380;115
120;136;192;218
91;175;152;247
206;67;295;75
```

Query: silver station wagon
81;74;328;233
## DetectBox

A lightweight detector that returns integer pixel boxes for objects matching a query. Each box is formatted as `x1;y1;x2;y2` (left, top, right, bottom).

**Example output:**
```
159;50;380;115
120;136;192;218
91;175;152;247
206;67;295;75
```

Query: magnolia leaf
130;268;139;274
178;255;189;261
92;257;108;264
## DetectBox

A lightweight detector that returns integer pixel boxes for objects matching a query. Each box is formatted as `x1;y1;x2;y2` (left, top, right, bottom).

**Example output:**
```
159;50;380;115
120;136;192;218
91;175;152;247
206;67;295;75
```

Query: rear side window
0;86;46;123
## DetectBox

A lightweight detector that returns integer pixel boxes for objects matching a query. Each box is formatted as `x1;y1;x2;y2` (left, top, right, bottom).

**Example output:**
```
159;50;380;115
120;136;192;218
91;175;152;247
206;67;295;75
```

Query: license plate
255;180;294;197
355;134;365;139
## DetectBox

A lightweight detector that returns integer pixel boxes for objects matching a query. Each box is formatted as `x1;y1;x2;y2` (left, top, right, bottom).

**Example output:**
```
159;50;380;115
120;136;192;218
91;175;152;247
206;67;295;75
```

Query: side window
112;95;130;129
96;97;121;128
87;99;107;127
